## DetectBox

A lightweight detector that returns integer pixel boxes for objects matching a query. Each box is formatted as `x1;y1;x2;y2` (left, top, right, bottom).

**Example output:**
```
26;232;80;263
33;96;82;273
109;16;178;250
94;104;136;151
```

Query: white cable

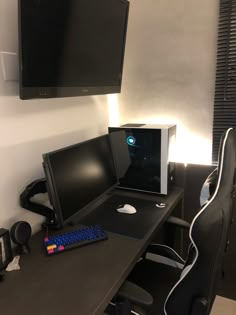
163;128;233;315
149;243;185;263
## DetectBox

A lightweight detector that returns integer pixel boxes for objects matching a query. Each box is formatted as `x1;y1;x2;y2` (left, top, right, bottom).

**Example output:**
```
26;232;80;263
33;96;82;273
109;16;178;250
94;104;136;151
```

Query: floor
104;295;236;314
104;296;236;314
211;296;236;315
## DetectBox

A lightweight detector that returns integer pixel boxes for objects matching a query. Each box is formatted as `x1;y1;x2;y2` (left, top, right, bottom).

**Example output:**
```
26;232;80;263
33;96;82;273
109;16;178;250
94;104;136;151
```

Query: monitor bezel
43;134;119;227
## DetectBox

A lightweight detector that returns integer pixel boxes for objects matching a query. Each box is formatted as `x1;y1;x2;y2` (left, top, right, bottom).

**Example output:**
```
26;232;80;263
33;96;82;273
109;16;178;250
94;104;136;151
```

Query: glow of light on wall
107;94;119;126
131;115;212;165
174;128;212;165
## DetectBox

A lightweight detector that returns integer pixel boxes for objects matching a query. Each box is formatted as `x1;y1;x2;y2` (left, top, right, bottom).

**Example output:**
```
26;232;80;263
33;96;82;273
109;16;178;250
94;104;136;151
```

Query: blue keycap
44;225;108;255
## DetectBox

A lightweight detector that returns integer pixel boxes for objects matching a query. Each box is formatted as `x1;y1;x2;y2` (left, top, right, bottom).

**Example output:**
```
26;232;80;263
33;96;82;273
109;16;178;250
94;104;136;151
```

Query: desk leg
165;196;185;257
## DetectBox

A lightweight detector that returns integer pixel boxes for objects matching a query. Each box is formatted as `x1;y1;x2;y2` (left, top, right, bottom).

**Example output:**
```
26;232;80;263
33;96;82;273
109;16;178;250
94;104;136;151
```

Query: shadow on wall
0;79;18;97
0;0;18;95
0;44;109;117
0;128;107;232
0;49;18;96
0;91;100;116
0;54;107;117
0;58;108;113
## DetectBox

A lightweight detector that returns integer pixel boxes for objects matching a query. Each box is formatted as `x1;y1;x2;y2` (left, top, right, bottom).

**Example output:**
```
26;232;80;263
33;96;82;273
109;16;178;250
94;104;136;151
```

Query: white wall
117;0;218;164
0;0;112;232
0;0;219;231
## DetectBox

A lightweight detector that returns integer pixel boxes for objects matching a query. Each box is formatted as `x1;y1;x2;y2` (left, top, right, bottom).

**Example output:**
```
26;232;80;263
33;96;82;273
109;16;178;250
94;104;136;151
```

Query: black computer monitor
18;0;129;99
43;134;118;226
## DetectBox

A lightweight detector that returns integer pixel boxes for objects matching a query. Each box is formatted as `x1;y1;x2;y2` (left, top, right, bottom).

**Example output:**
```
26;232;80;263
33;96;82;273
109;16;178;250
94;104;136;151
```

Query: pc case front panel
109;127;162;194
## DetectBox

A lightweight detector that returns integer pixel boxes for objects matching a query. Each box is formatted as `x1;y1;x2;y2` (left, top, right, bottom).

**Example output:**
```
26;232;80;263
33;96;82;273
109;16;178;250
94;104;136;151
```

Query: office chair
107;128;236;315
160;158;219;258
146;156;219;264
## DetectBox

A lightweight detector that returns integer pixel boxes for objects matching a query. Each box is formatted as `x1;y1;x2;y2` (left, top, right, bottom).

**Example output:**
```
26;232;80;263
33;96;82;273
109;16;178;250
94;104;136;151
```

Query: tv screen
43;134;118;226
18;0;129;99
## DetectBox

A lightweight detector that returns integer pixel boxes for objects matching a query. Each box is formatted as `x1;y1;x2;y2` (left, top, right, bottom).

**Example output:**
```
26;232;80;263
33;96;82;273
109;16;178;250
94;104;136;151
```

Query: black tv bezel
18;0;130;100
42;134;119;227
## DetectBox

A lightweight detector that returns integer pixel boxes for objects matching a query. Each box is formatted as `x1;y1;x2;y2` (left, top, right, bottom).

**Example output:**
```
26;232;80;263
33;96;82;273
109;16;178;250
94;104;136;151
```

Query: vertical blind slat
213;0;236;162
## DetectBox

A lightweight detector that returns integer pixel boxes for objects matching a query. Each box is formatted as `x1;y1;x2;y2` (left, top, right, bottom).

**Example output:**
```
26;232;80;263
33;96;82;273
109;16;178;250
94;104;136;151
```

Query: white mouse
116;204;137;214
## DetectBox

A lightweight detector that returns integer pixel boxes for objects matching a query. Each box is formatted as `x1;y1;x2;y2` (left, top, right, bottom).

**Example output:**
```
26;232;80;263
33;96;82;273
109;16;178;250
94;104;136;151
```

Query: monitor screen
43;135;118;225
18;0;129;99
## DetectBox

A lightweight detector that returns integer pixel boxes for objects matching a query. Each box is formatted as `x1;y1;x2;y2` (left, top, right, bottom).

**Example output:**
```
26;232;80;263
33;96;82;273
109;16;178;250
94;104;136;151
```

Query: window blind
213;0;236;162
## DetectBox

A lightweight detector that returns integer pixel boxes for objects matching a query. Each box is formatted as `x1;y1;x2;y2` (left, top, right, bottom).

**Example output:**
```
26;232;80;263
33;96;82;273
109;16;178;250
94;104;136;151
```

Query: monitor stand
20;178;61;230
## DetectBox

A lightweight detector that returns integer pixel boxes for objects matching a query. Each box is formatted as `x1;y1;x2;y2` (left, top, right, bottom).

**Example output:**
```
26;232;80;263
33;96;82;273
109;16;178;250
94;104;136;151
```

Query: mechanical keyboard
44;225;108;255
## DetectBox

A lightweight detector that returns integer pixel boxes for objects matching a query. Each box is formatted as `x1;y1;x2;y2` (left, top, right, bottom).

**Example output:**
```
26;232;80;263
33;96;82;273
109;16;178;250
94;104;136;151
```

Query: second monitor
43;134;118;227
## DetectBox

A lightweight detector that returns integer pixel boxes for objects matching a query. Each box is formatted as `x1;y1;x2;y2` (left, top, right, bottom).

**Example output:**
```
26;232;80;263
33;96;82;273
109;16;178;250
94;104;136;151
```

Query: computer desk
0;187;183;315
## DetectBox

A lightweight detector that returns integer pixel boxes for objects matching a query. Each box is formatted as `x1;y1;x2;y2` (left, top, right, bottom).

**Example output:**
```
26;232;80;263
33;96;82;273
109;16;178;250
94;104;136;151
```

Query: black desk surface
81;194;172;239
0;187;183;315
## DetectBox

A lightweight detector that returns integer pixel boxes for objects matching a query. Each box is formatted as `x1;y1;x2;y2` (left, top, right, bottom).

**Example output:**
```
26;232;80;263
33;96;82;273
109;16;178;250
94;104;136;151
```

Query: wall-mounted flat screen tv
18;0;129;100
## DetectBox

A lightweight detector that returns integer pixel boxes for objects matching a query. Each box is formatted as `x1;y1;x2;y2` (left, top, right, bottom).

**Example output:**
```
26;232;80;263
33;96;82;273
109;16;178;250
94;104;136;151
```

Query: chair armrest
117;281;153;307
146;244;185;264
167;215;191;230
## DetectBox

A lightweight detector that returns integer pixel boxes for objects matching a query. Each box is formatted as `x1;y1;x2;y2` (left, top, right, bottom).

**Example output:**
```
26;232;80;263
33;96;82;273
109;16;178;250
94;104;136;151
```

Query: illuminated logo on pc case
126;136;136;146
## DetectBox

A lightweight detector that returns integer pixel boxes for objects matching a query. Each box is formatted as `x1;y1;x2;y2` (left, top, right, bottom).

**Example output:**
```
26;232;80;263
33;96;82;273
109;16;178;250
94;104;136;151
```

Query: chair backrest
200;168;217;206
164;128;236;315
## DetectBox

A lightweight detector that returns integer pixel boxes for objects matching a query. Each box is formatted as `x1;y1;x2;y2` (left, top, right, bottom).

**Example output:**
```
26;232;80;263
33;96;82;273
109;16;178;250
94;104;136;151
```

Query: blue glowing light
126;136;136;146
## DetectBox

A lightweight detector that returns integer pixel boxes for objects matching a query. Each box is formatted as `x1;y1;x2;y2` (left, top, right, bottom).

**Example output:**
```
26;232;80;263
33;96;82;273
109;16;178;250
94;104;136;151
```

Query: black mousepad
80;194;164;240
